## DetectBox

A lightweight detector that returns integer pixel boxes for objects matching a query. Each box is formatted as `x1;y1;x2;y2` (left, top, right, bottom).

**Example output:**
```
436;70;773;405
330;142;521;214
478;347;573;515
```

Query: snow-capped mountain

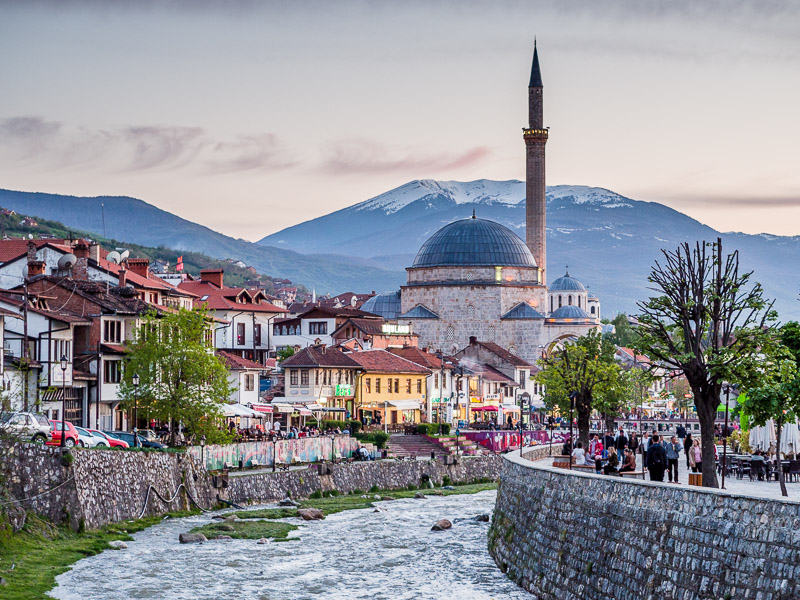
259;179;800;317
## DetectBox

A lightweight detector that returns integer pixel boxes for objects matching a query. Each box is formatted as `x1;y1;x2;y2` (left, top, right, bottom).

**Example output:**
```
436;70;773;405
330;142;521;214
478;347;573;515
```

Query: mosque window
568;295;573;306
558;296;563;308
466;305;475;319
550;297;553;313
445;326;455;342
509;346;517;356
488;325;496;341
591;306;596;315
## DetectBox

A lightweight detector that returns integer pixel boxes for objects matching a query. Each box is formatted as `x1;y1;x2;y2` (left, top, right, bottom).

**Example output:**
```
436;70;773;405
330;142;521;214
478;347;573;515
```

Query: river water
50;490;534;600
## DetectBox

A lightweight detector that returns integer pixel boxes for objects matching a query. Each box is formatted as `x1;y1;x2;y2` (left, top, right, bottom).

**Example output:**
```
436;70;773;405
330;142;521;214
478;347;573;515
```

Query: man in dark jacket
676;423;686;440
683;434;693;470
603;431;615;453
646;434;667;482
615;428;628;459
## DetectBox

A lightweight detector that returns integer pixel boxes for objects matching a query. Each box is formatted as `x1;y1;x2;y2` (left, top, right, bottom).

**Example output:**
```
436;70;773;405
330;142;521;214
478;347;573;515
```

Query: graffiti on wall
463;430;562;453
187;435;359;470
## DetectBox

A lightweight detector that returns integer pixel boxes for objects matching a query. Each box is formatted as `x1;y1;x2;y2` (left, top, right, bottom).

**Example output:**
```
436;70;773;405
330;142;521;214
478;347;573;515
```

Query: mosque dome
549;270;586;292
360;290;401;320
412;217;537;269
549;305;592;320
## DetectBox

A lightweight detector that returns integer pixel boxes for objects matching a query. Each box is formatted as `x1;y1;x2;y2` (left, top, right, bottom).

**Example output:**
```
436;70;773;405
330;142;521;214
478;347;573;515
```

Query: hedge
415;423;451;436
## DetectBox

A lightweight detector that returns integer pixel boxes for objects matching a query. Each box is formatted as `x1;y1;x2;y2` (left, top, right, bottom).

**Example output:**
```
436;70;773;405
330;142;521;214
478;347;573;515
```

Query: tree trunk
696;388;719;488
604;412;616;433
776;423;788;497
577;395;591;450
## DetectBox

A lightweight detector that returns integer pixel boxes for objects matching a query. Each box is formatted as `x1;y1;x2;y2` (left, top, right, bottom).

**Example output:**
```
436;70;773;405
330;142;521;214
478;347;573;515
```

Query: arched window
550;297;553;312
591;306;596;315
558;296;563;308
568;295;573;306
578;296;581;308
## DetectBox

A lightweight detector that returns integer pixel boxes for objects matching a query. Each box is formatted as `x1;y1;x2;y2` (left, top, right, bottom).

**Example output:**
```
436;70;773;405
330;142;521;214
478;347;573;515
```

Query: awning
387;400;421;410
322;407;347;413
298;408;313;416
248;403;273;413
222;403;260;418
307;403;324;411
472;406;498;412
275;404;295;413
501;405;521;413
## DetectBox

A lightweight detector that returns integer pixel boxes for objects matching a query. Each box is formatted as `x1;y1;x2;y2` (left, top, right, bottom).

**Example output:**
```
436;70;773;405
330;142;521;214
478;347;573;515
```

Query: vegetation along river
50;490;534;600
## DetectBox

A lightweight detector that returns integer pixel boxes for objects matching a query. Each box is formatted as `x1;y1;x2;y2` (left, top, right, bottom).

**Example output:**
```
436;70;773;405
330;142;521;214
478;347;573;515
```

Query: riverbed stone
278;497;299;507
215;535;233;540
414;492;426;499
474;514;490;522
432;519;452;531
107;540;128;550
297;508;324;520
179;532;207;544
216;524;235;531
257;537;268;544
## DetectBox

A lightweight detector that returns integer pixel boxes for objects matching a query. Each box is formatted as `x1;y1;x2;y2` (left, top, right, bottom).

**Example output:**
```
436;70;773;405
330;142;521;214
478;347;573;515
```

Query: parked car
48;420;80;447
103;430;168;449
74;426;110;448
0;411;52;444
87;429;129;448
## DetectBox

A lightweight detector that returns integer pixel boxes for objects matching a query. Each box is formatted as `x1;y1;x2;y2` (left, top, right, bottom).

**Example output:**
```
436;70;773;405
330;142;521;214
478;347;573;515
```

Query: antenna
120;249;130;260
106;251;121;264
101;201;106;238
57;253;77;271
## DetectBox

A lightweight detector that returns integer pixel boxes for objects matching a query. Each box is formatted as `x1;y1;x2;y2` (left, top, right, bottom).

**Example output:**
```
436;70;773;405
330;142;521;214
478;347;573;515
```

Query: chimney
200;269;224;288
118;267;127;288
127;258;149;279
73;241;90;280
27;260;46;277
89;243;101;263
26;241;37;263
469;336;477;345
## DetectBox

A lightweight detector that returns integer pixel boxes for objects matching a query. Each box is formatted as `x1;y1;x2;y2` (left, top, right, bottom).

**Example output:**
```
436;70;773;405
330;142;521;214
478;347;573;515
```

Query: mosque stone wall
489;449;800;600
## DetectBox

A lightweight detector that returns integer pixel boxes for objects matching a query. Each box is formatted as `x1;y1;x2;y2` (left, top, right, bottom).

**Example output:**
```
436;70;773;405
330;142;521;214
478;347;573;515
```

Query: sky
1;0;799;241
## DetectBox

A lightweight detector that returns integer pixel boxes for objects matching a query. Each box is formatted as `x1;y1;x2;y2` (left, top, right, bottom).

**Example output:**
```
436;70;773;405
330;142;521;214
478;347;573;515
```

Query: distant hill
259;180;800;317
0;189;403;294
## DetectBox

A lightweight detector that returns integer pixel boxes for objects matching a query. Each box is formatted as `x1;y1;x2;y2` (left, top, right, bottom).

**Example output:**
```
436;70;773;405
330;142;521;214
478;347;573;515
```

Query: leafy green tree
119;308;232;446
277;346;296;362
636;238;778;488
780;321;800;364
536;330;623;448
604;314;639;348
740;353;799;497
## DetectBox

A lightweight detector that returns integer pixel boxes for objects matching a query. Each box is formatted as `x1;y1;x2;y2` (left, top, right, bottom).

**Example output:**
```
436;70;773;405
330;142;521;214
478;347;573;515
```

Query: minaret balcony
523;128;549;140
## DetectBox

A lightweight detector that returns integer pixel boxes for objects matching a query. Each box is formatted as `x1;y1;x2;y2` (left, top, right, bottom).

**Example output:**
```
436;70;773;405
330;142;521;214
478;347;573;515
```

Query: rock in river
431;519;452;531
414;492;426;499
474;514;490;522
279;497;299;507
107;541;128;550
179;533;207;544
297;508;325;520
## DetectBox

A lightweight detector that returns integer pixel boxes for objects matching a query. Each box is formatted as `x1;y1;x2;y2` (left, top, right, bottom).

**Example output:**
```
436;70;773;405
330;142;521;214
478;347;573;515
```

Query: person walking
689;438;702;473
603;430;615;453
676;423;686;441
665;435;681;483
684;434;694;470
615;428;628;462
646;434;667;482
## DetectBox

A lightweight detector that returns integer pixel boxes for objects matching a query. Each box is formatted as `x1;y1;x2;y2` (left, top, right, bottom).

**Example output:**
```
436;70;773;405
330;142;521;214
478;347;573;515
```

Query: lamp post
721;383;736;490
548;414;554;456
568;391;577;470
132;373;140;449
59;355;67;448
271;437;278;472
200;434;206;464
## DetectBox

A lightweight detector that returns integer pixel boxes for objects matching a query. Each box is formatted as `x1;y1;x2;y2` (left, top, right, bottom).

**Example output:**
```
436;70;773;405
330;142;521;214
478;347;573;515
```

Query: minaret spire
524;40;548;285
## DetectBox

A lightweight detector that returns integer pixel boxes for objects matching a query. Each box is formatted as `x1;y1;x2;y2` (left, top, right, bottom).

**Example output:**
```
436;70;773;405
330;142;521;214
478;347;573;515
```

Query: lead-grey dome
412;217;537;268
549;305;592;320
360;290;401;320
549;270;586;292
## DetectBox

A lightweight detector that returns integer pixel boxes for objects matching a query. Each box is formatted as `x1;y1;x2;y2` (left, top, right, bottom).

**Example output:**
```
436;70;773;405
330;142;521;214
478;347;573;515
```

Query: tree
740;353;799;497
636;238;777;488
119;308;233;446
536;330;623;448
780;321;800;364
277;346;296;362
604;314;639;348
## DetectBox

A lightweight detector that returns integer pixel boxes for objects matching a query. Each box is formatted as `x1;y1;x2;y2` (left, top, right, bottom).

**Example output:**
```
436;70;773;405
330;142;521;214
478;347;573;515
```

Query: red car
88;429;129;448
47;420;80;448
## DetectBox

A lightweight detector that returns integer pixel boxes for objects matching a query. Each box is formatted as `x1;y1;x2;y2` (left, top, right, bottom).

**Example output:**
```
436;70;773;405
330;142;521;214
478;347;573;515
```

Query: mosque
362;44;600;363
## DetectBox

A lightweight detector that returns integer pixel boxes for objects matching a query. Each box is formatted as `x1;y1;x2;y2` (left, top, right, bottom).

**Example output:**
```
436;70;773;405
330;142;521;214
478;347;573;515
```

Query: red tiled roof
217;351;270;371
346;349;431;374
0;239;72;263
471;363;517;384
280;346;361;368
388;347;455;371
472;341;532;367
618;347;650;364
178;280;287;313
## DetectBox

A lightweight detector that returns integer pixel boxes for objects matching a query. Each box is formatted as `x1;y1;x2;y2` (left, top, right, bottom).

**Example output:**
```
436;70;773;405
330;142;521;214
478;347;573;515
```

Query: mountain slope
259;180;800;317
0;189;403;294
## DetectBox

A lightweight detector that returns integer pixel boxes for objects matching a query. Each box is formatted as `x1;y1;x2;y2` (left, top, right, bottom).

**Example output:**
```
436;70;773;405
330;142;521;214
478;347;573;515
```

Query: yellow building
349;349;430;426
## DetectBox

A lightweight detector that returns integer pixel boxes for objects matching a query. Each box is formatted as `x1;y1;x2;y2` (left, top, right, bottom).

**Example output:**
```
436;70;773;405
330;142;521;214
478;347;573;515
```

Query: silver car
0;411;53;444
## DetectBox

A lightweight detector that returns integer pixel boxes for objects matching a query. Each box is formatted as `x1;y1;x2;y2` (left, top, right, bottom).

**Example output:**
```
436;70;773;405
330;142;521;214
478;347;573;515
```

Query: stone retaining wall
489;449;800;600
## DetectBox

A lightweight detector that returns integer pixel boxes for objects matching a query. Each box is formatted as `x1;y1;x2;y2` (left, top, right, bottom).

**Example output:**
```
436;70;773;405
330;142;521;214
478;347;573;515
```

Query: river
50;490;534;600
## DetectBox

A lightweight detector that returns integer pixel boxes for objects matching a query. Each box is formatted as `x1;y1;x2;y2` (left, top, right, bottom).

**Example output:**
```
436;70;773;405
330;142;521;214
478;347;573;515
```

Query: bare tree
636;238;776;488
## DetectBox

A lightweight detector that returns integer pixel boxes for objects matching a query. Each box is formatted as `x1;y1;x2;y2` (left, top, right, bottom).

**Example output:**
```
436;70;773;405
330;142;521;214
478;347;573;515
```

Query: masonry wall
489;449;800;600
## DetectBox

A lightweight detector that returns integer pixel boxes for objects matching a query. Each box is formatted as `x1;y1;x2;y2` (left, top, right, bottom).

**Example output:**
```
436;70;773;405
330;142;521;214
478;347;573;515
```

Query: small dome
412;217;536;268
549;270;586;292
549;305;592;320
360;290;401;320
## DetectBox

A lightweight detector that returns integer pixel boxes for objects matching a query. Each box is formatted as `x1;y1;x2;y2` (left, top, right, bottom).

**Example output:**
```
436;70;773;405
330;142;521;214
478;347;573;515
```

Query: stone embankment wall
489;449;800;600
225;454;505;504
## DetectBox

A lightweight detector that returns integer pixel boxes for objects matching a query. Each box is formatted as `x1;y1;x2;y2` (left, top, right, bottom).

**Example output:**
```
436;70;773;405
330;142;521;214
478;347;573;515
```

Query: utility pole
22;279;29;411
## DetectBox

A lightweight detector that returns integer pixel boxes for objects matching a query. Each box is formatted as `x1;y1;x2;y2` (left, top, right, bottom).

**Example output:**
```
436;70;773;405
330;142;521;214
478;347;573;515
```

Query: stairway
386;434;447;459
426;435;483;456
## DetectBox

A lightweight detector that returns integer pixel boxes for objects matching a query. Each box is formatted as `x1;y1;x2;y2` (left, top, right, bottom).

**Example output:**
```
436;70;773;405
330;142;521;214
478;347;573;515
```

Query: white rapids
49;490;534;600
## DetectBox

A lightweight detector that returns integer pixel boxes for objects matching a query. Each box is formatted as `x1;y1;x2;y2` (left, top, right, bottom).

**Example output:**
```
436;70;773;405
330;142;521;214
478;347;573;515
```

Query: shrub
369;431;389;449
321;420;348;431
406;483;417;491
442;475;452;487
416;424;429;435
348;420;362;434
439;423;451;436
309;490;323;499
369;485;379;493
350;489;365;496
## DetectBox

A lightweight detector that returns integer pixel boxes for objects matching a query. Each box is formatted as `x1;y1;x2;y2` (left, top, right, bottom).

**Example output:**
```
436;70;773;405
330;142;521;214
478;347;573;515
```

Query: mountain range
1;181;798;317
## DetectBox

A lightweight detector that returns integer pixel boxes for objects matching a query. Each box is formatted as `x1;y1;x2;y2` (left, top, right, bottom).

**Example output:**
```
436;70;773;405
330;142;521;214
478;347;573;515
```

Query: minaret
524;40;548;285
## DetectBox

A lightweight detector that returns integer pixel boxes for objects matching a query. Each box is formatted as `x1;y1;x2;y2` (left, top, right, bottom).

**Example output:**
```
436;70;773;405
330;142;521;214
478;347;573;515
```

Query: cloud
321;139;490;175
0;116;296;174
652;193;800;209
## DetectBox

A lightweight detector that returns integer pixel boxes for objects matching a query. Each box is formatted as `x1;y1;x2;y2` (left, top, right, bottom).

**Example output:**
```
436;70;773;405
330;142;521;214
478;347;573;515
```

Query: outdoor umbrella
779;421;800;457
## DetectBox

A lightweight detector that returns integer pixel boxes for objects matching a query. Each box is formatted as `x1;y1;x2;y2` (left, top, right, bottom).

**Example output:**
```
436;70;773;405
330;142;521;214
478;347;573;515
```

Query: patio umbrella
779;421;800;457
749;422;775;452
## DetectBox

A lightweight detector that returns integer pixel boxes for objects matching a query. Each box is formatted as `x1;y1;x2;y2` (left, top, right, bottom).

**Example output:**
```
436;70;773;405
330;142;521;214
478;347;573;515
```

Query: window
434;373;439;388
558;296;563;308
301;370;309;386
52;339;71;362
376;378;381;393
519;370;526;386
309;321;327;335
254;324;262;346
104;320;121;343
289;370;298;386
406;379;411;393
104;360;121;384
237;323;246;345
568;295;573;306
273;324;280;336
244;374;255;392
394;379;399;394
591;306;596;315
416;379;422;394
366;378;371;393
388;377;393;394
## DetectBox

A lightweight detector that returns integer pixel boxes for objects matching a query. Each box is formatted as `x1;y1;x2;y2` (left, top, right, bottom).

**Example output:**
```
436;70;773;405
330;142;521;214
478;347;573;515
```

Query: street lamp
721;383;737;490
59;355;67;448
200;434;206;463
132;373;140;449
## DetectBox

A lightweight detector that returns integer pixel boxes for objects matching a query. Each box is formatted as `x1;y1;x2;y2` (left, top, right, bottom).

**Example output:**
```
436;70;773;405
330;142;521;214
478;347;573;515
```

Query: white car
75;426;109;448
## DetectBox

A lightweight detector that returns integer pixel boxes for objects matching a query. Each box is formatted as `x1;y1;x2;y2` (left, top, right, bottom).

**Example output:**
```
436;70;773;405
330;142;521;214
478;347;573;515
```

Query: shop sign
382;323;411;335
470;397;482;403
335;384;353;396
485;393;500;400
